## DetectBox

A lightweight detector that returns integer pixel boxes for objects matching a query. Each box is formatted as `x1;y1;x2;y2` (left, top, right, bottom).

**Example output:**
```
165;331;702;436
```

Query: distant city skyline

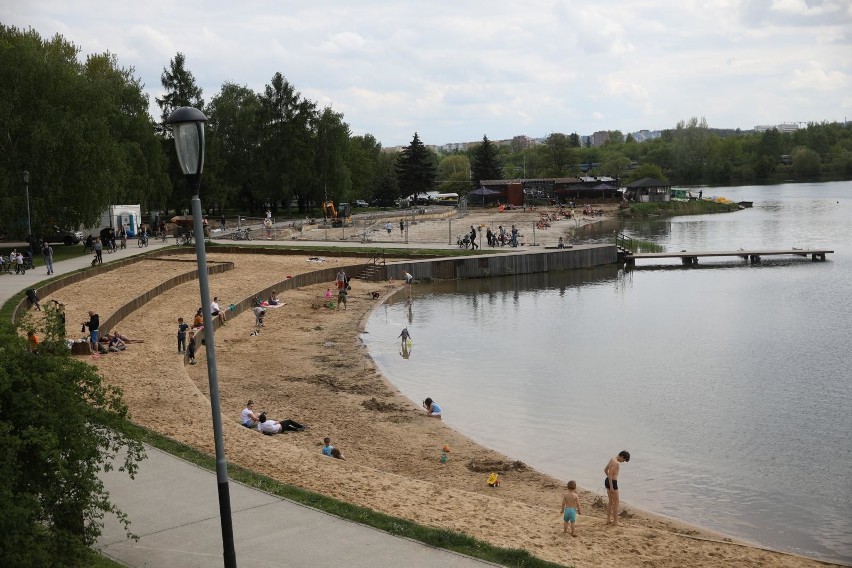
2;1;849;147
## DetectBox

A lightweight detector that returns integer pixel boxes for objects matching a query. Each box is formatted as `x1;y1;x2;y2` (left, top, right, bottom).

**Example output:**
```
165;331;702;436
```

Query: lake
362;181;852;565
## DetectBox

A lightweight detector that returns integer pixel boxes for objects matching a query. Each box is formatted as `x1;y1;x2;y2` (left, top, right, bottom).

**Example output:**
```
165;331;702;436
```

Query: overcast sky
3;1;850;147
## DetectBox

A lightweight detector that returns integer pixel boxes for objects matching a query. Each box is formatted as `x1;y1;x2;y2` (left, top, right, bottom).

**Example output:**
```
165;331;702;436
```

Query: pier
624;248;834;266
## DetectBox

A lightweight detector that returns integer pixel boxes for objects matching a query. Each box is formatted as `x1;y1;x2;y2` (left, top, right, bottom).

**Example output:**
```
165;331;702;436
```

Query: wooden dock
624;248;834;266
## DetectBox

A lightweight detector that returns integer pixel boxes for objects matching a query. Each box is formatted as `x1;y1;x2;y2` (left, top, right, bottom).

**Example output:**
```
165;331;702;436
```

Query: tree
155;53;204;132
469;135;502;188
542;133;574;176
437;154;472;194
205;83;263;212
257;72;318;213
395;132;436;201
0;305;144;567
626;163;667;184
568;133;581;147
791;147;821;180
0;26;168;236
371;151;400;204
347;134;382;202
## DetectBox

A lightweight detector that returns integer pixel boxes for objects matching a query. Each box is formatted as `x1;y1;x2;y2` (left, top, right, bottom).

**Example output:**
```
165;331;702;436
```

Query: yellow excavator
322;200;352;227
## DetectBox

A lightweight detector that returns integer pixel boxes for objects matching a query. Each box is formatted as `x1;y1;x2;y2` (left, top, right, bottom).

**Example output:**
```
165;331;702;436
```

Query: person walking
94;238;103;264
400;220;405;235
469;226;478;250
42;241;54;275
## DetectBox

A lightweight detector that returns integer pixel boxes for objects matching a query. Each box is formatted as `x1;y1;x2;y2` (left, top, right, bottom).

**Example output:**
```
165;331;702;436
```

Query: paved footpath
1;239;497;568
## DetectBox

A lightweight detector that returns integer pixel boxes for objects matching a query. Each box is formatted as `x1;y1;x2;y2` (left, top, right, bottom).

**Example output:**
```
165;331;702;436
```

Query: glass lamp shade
166;107;208;176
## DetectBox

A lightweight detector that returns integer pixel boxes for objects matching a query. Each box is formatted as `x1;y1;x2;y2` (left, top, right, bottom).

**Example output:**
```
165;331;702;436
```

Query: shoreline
30;241;843;567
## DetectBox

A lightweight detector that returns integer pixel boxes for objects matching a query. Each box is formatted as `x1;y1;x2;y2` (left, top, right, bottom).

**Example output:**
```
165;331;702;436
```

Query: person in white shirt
256;413;305;435
241;400;260;428
210;296;227;324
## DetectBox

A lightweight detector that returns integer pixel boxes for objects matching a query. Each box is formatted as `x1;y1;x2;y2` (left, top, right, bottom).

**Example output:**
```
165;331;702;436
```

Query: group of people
484;225;519;247
2;249;35;274
240;400;306;434
561;450;631;536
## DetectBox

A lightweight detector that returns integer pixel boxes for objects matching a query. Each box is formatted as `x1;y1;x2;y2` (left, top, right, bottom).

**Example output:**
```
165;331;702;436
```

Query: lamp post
166;106;237;568
22;170;31;238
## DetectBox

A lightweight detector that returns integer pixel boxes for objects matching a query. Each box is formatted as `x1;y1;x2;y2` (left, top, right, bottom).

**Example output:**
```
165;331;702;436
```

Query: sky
3;0;850;148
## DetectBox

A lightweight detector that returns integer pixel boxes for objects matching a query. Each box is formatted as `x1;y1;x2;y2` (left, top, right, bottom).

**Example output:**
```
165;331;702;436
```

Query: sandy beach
33;207;841;568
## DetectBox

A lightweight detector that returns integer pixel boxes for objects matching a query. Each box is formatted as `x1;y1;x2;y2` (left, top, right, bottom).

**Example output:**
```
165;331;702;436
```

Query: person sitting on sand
321;437;345;459
257;413;305;435
423;397;442;419
107;333;126;352
268;290;280;306
193;308;204;328
562;480;582;536
324;288;333;299
241;400;260;428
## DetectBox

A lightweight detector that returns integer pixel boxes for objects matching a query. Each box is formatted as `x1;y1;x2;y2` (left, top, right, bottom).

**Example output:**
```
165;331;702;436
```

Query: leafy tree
315;106;351;204
347;134;382;202
625;163;667;184
205;83;262;212
470;135;502;187
437;154;472;194
257;72;318;213
670;117;711;182
542;133;574;176
791;147;821;180
0;26;168;236
568;133;581;147
395;132;435;201
371;151;400;204
0;305;144;567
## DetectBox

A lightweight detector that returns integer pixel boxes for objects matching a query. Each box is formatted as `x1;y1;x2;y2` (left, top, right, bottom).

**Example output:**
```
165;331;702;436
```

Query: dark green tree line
0;26;168;238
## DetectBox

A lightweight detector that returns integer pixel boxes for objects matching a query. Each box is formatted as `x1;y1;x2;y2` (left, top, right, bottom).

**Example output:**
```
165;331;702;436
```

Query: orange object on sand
443;445;451;453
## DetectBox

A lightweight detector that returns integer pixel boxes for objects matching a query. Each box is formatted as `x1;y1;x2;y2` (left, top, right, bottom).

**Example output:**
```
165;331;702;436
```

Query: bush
0;304;144;567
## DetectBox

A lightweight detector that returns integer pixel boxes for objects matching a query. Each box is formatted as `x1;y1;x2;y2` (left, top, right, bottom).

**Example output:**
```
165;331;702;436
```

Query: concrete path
0;240;498;568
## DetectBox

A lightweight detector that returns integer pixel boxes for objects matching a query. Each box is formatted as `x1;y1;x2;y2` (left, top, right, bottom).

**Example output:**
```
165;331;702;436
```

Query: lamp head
166;107;208;178
22;170;29;184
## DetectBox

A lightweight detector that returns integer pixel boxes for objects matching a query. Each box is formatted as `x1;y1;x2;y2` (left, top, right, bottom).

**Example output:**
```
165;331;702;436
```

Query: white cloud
1;0;850;145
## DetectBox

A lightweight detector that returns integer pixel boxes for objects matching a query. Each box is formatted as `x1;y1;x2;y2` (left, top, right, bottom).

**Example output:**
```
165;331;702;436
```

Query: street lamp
22;170;31;238
166;106;237;568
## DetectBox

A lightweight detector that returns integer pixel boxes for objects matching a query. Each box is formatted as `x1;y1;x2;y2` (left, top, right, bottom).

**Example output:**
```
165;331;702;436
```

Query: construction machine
321;200;352;227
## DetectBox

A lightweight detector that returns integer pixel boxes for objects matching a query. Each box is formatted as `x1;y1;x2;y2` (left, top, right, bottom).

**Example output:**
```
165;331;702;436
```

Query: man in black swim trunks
604;450;630;526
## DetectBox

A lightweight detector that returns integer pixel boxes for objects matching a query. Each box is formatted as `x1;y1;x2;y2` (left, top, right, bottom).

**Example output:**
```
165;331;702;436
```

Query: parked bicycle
178;232;194;246
232;227;252;241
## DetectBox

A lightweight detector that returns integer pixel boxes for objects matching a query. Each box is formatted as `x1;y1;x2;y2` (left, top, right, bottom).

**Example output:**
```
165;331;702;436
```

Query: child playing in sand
562;480;582;535
322;437;334;456
604;450;630;526
337;287;347;310
423;397;442;418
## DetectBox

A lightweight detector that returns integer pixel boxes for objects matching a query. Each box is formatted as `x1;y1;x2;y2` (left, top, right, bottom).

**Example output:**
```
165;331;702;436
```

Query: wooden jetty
624;248;834;266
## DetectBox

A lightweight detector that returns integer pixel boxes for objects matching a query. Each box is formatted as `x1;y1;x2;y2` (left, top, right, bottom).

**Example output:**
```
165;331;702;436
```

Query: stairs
357;253;387;281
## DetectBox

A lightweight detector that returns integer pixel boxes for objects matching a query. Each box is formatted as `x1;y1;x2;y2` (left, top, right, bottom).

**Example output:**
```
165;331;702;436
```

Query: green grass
131;425;569;568
620;200;739;218
84;550;126;568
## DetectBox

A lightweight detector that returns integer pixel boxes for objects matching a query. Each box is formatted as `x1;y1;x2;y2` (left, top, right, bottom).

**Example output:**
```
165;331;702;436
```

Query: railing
358;251;387;281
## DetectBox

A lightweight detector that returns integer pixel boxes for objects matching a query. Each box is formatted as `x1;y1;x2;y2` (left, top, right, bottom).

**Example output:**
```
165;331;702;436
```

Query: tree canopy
395;132;436;200
0;26;169;237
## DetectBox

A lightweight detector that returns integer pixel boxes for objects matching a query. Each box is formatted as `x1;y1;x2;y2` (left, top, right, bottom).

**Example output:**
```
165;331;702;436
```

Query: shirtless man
604;450;630;525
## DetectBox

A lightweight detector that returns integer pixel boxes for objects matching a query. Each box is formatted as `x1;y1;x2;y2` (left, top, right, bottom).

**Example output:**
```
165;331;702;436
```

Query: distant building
591;131;610;147
754;123;800;133
625;178;671;203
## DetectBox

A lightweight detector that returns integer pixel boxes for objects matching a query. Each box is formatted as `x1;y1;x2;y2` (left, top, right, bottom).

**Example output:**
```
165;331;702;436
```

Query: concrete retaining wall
382;244;617;281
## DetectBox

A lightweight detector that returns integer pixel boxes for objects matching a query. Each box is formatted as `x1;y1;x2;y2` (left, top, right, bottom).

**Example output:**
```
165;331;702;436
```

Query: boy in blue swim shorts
562;480;582;536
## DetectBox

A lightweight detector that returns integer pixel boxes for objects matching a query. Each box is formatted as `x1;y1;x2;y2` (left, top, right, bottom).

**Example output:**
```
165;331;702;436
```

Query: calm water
363;181;852;565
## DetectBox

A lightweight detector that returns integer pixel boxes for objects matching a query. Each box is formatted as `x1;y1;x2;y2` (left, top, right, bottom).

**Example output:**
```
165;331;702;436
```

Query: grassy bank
620;199;740;218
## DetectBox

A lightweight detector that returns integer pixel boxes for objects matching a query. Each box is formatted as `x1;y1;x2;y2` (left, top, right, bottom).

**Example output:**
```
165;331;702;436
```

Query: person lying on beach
112;330;143;343
107;334;126;352
562;480;582;536
423;397;442;419
604;450;630;526
257;413;305;435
